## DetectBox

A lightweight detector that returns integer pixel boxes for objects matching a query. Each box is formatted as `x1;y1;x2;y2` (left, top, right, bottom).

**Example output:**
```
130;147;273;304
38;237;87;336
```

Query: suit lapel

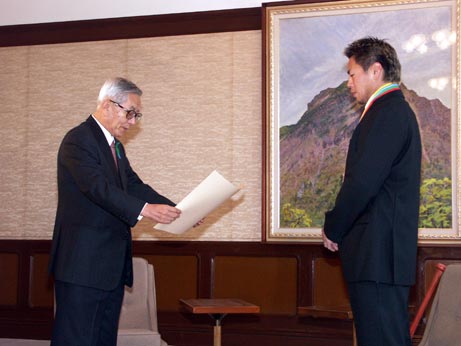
86;116;123;188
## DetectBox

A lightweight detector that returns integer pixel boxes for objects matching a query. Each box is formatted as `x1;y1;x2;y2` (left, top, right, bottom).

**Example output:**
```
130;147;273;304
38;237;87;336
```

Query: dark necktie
110;141;118;169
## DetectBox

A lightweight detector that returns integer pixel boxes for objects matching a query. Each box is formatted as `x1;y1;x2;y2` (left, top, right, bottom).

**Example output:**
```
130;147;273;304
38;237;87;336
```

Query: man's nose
347;78;353;88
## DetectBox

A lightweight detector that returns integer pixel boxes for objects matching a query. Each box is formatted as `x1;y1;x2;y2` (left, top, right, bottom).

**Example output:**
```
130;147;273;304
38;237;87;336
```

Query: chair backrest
118;257;159;331
419;263;461;346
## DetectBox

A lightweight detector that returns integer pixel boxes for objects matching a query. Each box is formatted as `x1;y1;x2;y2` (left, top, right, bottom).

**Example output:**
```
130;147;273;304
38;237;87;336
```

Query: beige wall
0;31;262;241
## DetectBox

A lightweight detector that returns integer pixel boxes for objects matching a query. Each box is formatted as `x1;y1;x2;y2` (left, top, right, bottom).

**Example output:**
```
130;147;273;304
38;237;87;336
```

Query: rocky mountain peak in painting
279;81;451;226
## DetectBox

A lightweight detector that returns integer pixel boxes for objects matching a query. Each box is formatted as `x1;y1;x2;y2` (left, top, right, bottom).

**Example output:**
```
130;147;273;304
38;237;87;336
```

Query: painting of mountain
265;0;458;239
279;82;452;228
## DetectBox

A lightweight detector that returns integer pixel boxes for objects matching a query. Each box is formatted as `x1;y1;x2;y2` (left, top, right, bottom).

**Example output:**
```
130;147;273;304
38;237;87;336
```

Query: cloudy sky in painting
278;3;455;126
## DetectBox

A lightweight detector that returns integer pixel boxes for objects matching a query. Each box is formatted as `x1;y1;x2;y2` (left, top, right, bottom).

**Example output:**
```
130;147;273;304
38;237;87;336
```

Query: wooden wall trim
0;7;261;47
1;239;460;345
0;239;351;344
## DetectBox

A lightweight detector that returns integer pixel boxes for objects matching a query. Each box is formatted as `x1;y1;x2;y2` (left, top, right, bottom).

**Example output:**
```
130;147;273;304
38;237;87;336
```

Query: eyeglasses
109;100;143;122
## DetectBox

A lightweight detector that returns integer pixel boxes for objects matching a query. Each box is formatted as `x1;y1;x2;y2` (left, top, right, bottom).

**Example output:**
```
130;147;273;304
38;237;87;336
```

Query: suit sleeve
324;103;410;243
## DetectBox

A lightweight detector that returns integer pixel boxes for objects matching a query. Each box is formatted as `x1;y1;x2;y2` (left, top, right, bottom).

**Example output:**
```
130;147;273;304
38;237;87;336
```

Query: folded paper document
154;170;240;234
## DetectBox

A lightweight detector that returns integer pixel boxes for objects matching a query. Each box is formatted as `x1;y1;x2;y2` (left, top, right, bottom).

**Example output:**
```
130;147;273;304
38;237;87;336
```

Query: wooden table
180;298;260;346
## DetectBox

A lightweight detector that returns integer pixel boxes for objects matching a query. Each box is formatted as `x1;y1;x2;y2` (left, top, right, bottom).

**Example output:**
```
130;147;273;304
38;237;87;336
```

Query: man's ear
101;98;111;111
99;99;114;119
371;62;384;80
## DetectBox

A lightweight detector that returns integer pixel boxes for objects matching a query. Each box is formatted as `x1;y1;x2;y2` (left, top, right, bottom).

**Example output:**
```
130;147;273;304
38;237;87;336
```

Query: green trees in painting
281;203;312;227
280;177;452;229
419;178;452;228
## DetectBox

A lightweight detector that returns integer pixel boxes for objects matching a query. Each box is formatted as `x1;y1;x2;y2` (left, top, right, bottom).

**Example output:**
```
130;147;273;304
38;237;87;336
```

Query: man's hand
141;204;181;224
322;228;339;252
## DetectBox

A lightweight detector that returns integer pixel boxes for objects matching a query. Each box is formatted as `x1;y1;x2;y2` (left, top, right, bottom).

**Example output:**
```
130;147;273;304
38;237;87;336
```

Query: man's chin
115;128;129;138
353;96;365;104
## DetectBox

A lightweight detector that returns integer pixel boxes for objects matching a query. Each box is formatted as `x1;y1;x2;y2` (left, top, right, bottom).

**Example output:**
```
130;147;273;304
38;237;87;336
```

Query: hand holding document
154;170;240;234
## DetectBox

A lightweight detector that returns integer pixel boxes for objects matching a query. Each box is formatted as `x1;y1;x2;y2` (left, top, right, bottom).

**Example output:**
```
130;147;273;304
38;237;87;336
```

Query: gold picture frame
263;0;460;243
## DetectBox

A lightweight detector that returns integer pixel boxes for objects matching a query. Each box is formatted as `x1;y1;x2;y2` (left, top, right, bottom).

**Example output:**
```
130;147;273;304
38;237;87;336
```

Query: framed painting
263;0;460;243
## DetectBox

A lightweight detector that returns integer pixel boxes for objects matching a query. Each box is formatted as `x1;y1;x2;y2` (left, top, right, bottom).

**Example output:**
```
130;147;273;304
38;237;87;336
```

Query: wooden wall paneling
29;253;54;308
312;257;349;308
296;251;313;308
0;8;262;47
3;242;461;344
146;242;353;346
0;241;53;340
197;251;214;299
0;252;19;306
213;255;298;314
296;256;354;344
141;255;198;311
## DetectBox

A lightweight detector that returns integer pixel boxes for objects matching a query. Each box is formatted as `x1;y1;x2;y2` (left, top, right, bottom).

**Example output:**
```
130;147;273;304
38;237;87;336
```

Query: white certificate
154;170;240;234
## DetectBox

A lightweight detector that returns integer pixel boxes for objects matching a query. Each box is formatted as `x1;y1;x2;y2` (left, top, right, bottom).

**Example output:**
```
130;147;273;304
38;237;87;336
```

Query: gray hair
97;77;143;105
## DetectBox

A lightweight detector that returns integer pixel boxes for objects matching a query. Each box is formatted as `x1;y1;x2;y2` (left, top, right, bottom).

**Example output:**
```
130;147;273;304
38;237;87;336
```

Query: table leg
214;323;221;346
211;314;226;346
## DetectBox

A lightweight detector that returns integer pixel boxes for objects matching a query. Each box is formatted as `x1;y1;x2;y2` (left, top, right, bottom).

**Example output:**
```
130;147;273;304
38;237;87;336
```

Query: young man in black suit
49;77;181;346
323;37;422;346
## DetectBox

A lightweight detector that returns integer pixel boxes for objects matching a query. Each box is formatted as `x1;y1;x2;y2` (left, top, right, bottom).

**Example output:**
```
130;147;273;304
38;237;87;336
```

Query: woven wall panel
0;31;262;241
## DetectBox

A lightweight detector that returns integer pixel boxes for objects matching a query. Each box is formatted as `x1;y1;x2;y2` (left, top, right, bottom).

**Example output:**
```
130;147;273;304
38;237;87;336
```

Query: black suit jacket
324;90;422;286
49;116;174;290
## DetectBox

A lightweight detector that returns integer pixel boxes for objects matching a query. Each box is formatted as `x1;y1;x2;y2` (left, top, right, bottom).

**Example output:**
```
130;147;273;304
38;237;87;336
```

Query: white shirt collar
91;114;114;145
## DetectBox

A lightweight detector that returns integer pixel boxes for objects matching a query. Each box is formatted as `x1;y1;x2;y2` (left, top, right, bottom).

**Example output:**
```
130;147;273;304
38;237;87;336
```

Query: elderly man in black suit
323;37;422;346
49;77;181;346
